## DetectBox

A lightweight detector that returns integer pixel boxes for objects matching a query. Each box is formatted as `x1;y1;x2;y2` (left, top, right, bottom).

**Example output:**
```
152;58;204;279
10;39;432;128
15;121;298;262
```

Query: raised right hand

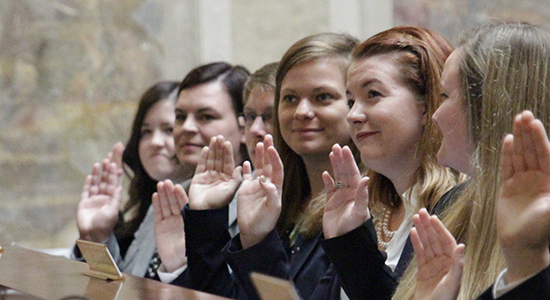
237;135;284;249
497;111;550;283
77;158;123;243
188;136;242;210
153;180;188;273
322;144;370;239
411;209;464;300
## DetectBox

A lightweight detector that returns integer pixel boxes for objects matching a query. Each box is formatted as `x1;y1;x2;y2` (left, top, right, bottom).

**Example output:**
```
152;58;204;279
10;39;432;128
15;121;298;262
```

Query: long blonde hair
273;32;359;237
352;26;460;222
394;21;550;300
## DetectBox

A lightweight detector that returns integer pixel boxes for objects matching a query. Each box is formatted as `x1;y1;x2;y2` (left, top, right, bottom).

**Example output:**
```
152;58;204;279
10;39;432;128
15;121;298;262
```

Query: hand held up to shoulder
188;135;243;211
322;143;370;239
237;135;284;249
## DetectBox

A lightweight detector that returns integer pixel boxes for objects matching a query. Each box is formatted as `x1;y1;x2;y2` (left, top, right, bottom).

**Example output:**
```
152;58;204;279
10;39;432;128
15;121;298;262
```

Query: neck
302;153;332;198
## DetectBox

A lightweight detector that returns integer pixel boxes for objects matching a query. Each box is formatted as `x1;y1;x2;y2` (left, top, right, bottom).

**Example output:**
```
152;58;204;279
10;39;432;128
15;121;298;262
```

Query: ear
238;115;246;127
238;116;246;145
420;104;428;127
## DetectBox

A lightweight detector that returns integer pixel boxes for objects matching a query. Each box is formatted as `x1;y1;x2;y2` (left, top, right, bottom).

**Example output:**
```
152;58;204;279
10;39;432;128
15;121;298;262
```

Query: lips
292;128;323;133
354;131;378;141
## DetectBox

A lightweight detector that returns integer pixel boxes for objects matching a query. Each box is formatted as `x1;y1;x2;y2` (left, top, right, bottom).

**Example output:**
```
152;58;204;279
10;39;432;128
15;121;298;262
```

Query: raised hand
77;158;123;243
322;144;370;239
497;111;550;282
188;136;242;210
153;180;188;273
237;135;284;249
411;208;464;300
107;142;125;175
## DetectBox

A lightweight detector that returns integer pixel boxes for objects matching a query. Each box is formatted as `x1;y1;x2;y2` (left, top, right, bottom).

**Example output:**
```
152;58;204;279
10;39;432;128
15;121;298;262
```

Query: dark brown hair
114;81;179;242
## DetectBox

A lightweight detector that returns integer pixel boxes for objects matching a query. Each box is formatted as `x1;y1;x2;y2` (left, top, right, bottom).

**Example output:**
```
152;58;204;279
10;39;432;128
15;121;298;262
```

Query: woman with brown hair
320;26;462;300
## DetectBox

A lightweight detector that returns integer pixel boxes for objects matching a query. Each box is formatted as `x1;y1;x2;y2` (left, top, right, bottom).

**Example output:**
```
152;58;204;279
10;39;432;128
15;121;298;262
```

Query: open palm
497;111;550;281
237;135;284;249
77;159;122;243
322;144;370;239
188;135;242;210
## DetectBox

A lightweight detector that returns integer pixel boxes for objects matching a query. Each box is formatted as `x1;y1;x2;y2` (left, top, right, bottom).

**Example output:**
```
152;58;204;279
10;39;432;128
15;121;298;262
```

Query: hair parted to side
178;62;251;119
393;22;550;300
352;26;461;229
115;81;180;241
177;61;251;162
243;62;279;105
273;32;359;237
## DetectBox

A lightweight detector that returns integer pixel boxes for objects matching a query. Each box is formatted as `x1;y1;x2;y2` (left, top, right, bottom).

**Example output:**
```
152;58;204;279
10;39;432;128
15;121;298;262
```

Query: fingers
110;141;125;172
512;113;527;172
519;111;539;170
89;163;101;196
329;144;360;189
410;226;427;265
152;192;162;223
222;140;236;175
81;175;92;200
266;146;283;190
105;162;120;196
173;184;189;207
501;134;515;181
413;209;434;258
530;118;550;172
243;161;253;181
206;136;217;171
195;146;209;174
447;243;465;286
430;213;457;256
156;180;186;220
354;176;370;213
254;142;265;177
322;171;336;194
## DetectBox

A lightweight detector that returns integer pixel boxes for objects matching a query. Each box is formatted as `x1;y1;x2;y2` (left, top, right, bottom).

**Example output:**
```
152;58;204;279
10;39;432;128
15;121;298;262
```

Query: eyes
140;124;174;138
175;110;220;124
241;111;273;125
281;92;337;104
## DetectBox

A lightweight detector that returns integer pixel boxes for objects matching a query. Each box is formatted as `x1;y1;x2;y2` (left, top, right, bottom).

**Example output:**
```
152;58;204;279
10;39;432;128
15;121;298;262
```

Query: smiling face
346;54;427;177
241;86;275;163
432;50;474;175
138;99;184;181
278;58;351;159
174;80;244;166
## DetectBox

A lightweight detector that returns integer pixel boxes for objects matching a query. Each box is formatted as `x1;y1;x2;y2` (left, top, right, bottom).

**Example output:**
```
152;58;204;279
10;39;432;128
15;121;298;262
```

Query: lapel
289;233;321;279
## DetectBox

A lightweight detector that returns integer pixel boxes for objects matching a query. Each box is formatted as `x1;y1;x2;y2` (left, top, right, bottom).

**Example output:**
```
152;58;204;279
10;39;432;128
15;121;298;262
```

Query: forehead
347;54;402;88
281;58;346;90
245;86;274;112
144;99;175;122
177;81;233;112
441;50;461;90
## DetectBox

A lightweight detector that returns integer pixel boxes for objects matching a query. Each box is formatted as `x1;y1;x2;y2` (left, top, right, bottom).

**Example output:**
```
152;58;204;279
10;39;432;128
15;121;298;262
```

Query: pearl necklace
375;207;397;250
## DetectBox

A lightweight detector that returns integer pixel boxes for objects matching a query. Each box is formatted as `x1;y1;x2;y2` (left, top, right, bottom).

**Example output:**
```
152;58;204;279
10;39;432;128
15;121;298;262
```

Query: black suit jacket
321;183;465;300
477;265;550;300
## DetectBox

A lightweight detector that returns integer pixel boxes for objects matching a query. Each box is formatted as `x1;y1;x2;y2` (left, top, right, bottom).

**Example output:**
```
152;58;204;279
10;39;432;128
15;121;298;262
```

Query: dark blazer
226;229;339;300
477;265;550;300
174;204;341;300
321;183;465;300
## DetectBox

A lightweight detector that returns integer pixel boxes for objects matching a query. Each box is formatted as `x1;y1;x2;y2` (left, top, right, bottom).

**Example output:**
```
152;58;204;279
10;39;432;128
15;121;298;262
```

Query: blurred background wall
0;0;548;249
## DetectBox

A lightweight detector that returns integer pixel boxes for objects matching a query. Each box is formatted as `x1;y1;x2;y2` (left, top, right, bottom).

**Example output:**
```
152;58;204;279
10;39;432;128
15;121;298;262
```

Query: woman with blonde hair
320;26;462;300
225;32;359;300
393;21;550;300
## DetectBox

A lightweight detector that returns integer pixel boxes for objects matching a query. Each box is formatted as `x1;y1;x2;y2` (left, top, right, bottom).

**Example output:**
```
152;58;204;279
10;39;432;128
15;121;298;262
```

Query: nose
151;129;166;146
432;106;441;124
346;101;366;125
294;99;315;120
181;115;199;133
249;116;267;138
